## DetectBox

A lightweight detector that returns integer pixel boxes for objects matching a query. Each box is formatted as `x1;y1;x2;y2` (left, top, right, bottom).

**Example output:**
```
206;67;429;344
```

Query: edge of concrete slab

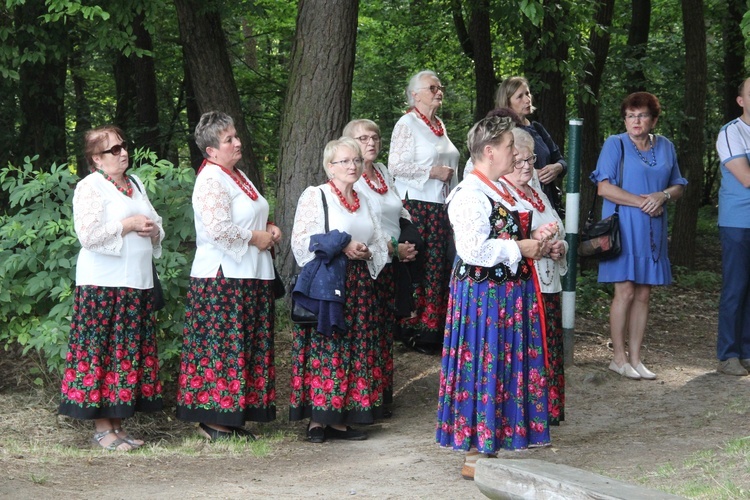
474;458;685;500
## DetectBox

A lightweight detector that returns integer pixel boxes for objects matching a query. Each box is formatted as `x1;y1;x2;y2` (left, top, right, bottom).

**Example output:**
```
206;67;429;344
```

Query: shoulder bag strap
319;187;329;232
588;137;626;219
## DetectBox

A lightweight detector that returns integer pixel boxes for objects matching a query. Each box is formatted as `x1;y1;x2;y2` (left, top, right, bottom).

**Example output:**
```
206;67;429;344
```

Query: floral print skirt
59;286;163;420
399;199;453;346
543;292;565;425
289;260;386;424
436;275;550;452
175;269;276;425
375;263;396;405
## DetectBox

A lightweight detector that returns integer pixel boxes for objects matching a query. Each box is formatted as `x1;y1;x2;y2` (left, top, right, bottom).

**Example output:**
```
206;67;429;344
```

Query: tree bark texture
625;0;650;93
274;0;359;280
577;0;616;251
522;0;569;173
174;0;261;187
16;0;68;169
451;0;495;122
721;0;745;124
671;0;707;268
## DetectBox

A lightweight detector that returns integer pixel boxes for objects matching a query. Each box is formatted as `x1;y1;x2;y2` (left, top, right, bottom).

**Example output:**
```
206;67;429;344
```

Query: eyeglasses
625;113;651;121
330;158;363;167
514;154;537;167
419;85;445;94
99;142;129;156
355;135;380;145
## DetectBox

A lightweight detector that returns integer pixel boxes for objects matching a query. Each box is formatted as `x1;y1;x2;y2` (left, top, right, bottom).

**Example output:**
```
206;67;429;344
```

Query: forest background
0;0;746;377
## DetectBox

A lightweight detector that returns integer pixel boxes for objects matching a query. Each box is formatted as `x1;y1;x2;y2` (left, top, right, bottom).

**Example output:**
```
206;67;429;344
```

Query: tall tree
451;0;495;122
274;0;359;279
521;0;569;152
174;0;261;186
624;0;650;93
671;0;707;267
577;0;616;233
721;0;746;124
16;0;68;169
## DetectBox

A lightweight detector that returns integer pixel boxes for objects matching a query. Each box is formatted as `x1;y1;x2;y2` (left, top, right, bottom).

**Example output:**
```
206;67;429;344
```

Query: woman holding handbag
590;92;687;380
290;136;388;443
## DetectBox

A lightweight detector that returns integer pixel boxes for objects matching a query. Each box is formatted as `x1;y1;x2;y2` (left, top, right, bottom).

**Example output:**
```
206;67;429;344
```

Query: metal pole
562;119;583;366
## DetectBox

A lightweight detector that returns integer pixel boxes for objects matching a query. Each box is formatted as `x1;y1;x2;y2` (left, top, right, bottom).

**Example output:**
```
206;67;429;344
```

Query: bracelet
390;236;399;261
662;190;671;202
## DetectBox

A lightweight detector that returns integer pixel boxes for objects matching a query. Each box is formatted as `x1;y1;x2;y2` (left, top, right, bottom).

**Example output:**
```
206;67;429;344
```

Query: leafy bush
0;151;196;382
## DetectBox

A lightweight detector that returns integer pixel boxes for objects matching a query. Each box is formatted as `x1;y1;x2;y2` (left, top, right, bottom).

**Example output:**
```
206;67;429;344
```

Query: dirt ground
1;273;749;499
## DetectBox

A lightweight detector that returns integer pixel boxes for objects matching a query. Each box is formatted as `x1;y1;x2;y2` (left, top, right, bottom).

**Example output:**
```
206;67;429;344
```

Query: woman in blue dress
436;116;557;480
591;92;687;380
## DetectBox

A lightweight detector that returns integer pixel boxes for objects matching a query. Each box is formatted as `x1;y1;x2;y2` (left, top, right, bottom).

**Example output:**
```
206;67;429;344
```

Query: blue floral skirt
436;275;550;452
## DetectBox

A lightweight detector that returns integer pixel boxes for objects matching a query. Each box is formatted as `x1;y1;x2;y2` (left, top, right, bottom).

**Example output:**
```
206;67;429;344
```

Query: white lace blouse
190;163;273;280
355;162;410;262
74;173;164;288
504;173;568;294
291;185;388;278
388;112;460;204
445;174;526;274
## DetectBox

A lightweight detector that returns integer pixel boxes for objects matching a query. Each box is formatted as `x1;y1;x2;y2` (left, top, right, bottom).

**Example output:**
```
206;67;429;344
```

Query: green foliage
575;270;612;321
0;152;196;379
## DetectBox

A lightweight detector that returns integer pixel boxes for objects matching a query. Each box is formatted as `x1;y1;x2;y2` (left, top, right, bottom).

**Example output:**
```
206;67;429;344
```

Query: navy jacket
292;229;352;336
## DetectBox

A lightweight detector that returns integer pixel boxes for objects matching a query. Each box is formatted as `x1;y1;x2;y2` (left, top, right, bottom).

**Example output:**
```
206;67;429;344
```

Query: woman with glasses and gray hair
503;125;568;426
388;69;460;353
59;125;164;451
343;119;420;418
175;111;282;440
289;136;388;443
436;116;557;480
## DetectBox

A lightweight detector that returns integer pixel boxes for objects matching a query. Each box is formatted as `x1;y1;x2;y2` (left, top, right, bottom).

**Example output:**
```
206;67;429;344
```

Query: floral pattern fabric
436;198;550;452
59;286;163;419
398;199;453;346
543;293;564;425
176;268;276;425
374;263;396;404
289;260;387;424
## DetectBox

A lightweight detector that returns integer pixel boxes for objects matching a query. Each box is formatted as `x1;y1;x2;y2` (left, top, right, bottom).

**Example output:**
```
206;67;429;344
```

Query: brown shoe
461;463;476;480
718;358;749;376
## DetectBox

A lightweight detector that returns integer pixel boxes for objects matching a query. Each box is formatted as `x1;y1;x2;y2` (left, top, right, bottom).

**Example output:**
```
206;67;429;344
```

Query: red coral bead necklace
198;159;258;200
411;107;445;137
328;180;360;212
362;166;388;195
501;177;546;212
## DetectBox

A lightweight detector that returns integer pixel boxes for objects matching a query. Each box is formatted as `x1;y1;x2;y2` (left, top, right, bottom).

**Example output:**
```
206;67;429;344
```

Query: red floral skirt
543;292;565;425
289;260;387;424
59;286;163;420
399;199;453;346
175;268;276;425
374;263;396;404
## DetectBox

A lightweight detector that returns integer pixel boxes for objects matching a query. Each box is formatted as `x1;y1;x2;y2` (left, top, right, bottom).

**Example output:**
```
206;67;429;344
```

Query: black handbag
580;138;624;260
272;264;286;299
289;188;328;325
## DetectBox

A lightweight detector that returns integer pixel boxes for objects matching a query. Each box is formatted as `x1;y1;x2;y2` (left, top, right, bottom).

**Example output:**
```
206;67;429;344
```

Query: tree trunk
173;0;261;188
671;0;707;268
577;0;616;230
722;0;745;124
450;0;495;122
16;0;68;169
71;45;92;177
625;0;650;93
274;0;359;280
522;0;568;162
132;12;162;158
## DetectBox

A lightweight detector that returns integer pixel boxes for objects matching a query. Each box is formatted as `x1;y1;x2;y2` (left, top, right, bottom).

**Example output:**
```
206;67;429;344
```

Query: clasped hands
251;224;283;251
130;214;160;239
639;192;665;217
344;240;372;261
518;222;561;260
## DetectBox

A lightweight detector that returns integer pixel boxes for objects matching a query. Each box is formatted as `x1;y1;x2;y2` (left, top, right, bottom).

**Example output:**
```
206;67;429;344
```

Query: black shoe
381;409;393;419
307;425;326;443
325;426;368;441
229;426;257;440
199;422;234;441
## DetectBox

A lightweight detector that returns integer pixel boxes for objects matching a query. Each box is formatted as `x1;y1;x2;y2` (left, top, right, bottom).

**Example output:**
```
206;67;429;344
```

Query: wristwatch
662;190;671;201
